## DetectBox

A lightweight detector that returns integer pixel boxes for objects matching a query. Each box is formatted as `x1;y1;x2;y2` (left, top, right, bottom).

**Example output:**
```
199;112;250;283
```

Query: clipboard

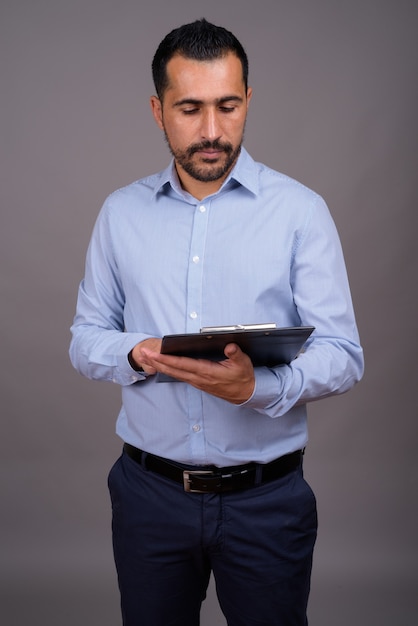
157;324;314;382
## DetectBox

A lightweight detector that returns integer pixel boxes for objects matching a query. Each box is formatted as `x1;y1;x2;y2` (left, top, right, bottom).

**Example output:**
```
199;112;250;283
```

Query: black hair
152;18;249;99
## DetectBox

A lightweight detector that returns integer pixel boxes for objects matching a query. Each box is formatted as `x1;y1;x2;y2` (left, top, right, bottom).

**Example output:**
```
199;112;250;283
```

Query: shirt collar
227;147;259;196
151;147;260;199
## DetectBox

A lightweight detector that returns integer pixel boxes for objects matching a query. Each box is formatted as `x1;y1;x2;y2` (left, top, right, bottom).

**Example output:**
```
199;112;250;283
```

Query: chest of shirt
109;188;306;333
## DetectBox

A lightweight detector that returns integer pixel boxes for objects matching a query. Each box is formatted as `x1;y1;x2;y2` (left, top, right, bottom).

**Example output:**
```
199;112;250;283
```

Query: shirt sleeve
69;202;151;386
243;195;364;417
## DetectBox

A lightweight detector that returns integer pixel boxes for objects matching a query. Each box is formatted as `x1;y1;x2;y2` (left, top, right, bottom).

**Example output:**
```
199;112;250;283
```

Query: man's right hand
128;337;162;375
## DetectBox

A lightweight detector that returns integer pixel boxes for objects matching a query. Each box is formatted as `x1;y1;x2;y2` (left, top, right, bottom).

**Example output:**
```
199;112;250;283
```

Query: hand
129;337;163;375
139;342;255;404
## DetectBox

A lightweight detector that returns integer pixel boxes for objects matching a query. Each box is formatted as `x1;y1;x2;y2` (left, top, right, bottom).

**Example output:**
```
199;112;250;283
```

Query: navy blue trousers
108;450;317;626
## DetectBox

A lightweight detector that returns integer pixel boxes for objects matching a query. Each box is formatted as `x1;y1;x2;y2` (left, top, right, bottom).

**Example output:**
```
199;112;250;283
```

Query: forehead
164;52;245;101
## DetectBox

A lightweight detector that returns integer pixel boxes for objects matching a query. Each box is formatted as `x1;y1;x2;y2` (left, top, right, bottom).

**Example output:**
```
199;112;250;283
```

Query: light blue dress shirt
70;148;364;466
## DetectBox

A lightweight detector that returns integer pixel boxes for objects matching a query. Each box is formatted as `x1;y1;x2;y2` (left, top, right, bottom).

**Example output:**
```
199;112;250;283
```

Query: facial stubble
163;133;244;183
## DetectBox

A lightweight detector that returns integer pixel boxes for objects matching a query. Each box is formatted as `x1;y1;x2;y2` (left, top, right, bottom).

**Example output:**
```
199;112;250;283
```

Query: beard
164;134;242;182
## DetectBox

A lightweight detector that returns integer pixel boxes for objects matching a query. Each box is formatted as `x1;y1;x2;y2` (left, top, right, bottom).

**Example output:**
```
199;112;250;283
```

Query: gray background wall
1;1;417;624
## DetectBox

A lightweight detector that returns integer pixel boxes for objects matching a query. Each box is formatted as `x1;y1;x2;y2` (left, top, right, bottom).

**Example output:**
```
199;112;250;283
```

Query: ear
246;87;253;109
150;95;164;131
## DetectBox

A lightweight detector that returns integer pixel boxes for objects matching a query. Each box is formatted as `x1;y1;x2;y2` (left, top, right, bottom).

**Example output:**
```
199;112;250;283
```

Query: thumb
224;342;240;359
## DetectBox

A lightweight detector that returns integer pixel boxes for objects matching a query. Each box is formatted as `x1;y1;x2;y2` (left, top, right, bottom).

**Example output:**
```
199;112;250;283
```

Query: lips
197;149;223;159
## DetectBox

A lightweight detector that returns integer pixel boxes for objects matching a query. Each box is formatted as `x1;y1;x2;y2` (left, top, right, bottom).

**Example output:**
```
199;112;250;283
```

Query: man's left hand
139;343;255;404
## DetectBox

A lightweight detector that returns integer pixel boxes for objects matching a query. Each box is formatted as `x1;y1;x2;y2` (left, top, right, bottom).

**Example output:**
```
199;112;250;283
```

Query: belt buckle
183;469;215;493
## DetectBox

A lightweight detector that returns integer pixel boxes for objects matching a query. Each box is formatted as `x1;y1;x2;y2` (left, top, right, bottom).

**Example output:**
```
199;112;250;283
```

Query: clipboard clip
200;323;277;333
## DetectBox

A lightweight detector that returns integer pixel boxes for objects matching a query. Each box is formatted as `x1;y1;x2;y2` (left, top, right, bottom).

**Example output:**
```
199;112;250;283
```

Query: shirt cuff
113;335;151;385
240;366;287;410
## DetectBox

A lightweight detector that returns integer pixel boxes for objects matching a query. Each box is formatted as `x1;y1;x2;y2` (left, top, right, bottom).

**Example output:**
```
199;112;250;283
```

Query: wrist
128;349;144;372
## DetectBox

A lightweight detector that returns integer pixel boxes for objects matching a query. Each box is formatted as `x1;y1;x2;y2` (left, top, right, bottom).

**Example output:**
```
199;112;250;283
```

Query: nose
201;107;221;141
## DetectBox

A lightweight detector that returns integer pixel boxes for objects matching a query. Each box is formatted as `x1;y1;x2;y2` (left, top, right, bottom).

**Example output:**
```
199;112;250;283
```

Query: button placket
185;203;209;332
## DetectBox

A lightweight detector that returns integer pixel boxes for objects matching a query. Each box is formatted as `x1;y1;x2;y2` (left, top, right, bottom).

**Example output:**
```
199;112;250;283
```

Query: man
70;18;364;626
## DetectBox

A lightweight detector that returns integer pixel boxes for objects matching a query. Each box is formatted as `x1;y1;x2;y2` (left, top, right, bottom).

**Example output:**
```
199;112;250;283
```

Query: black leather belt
123;443;303;493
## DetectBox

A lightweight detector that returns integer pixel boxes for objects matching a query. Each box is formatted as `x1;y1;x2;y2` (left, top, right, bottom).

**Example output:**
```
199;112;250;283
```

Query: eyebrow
173;95;244;108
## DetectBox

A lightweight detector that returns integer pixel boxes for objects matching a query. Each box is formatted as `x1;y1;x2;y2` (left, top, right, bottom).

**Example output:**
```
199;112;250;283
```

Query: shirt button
192;424;201;432
199;205;206;213
192;255;200;264
190;311;198;319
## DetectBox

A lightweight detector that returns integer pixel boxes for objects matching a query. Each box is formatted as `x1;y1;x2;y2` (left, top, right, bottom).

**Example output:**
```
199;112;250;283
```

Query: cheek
164;128;184;150
165;124;195;150
223;116;246;137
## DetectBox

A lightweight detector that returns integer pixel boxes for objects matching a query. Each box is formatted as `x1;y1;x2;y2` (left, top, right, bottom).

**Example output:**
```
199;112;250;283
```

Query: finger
223;342;245;360
141;349;203;377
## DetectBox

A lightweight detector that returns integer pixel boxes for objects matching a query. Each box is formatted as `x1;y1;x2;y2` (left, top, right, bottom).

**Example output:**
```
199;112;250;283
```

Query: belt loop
141;451;148;470
299;448;305;472
254;463;263;485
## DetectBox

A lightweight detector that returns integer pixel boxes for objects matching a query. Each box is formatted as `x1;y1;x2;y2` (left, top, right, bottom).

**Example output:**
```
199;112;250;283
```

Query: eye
182;108;199;115
219;106;235;113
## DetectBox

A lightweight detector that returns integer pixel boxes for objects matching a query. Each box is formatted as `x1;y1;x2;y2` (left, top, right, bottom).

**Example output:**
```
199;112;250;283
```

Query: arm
244;197;364;417
69;205;154;386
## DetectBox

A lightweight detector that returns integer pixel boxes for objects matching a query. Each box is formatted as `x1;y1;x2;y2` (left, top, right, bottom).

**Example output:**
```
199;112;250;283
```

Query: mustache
187;139;233;157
